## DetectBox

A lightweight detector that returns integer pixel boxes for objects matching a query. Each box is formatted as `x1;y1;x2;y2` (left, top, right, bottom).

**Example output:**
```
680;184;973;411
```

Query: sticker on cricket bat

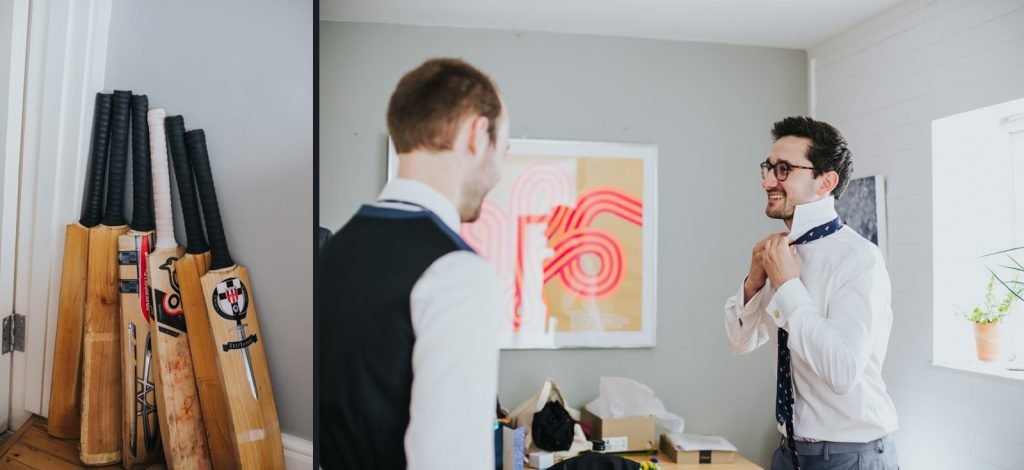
211;278;260;400
154;257;186;334
127;324;160;456
119;251;139;295
212;277;248;319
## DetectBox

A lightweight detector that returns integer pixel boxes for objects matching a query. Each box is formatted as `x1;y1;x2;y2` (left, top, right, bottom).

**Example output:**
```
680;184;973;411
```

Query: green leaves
982;246;1024;303
959;274;1019;323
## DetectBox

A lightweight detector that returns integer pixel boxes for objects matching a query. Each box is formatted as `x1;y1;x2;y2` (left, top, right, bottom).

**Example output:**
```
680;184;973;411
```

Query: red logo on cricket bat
212;277;248;321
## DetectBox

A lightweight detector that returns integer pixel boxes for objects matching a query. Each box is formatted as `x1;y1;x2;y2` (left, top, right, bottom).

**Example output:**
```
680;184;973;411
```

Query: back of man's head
387;58;502;154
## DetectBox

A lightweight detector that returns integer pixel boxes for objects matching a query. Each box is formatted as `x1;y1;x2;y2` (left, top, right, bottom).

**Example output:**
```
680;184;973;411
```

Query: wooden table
525;451;763;469
624;451;762;469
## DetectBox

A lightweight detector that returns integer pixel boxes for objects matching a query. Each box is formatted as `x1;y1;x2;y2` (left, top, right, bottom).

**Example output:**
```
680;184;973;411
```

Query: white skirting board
283;432;314;469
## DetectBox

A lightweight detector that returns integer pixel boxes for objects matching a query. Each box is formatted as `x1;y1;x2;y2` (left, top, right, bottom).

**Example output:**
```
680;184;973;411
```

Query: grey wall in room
321;21;806;466
104;0;313;439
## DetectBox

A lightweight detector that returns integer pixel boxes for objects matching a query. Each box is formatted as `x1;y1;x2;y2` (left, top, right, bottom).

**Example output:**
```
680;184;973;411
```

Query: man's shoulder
414;251;502;323
831;228;887;272
428;250;500;283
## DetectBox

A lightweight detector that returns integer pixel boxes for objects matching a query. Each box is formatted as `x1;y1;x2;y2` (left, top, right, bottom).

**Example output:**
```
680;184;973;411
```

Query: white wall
0;0;12;181
321;21;807;466
809;0;1024;467
104;0;313;439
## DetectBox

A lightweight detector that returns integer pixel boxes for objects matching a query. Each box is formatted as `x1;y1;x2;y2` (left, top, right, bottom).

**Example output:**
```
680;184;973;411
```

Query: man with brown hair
319;58;510;469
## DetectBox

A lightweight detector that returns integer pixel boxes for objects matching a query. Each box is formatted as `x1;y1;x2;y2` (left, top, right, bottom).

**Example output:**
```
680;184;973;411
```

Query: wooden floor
0;415;127;469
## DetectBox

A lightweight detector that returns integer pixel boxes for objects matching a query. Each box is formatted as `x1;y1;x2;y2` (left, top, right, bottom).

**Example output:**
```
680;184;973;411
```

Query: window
932;97;1024;379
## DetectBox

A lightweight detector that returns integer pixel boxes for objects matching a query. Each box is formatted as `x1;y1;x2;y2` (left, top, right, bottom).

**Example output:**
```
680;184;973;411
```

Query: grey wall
105;0;313;439
321;21;806;466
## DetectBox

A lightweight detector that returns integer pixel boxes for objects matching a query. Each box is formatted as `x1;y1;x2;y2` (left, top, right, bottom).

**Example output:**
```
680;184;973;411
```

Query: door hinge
2;313;25;354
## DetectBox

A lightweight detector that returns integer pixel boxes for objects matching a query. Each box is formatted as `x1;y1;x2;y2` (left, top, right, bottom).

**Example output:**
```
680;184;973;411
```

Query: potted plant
959;274;1019;362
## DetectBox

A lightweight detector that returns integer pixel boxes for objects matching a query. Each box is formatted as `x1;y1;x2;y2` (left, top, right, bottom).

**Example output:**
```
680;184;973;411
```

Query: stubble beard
765;198;795;221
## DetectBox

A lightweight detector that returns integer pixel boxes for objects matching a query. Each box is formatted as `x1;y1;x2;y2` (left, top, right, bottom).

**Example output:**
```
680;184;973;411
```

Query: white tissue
584;376;685;433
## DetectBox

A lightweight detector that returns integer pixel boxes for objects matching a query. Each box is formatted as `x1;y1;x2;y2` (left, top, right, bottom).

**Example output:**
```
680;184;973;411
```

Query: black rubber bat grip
102;90;131;226
166;116;209;255
130;94;154;231
186;129;233;269
80;93;112;227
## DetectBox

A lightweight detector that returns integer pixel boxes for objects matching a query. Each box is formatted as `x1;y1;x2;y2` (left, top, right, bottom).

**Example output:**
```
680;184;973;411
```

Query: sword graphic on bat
212;278;258;399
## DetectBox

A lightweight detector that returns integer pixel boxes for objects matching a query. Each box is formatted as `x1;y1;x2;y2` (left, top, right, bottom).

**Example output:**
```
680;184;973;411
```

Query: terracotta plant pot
974;321;1002;362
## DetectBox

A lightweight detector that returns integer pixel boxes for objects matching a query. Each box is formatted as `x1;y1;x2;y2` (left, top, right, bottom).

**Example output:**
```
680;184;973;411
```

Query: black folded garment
533;401;576;451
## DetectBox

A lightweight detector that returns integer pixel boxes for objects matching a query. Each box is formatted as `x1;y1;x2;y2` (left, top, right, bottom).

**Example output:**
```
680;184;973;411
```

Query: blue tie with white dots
776;217;842;470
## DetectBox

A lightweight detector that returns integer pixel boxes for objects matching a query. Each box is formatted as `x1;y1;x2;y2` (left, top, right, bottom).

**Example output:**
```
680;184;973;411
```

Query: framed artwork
835;175;887;258
388;138;658;349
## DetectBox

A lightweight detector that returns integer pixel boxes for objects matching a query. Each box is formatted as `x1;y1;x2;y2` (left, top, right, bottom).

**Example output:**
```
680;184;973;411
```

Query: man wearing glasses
723;117;899;470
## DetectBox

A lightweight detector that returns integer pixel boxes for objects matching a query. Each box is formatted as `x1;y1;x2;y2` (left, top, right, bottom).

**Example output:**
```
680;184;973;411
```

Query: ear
465;115;491;159
818;170;839;196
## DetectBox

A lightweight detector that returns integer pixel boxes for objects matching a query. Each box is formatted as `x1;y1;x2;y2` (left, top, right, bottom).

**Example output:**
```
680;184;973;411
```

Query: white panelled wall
809;0;1024;468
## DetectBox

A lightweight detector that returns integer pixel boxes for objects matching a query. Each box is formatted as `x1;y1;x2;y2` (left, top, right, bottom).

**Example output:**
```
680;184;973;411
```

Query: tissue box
579;405;656;452
528;452;554;469
660;434;736;464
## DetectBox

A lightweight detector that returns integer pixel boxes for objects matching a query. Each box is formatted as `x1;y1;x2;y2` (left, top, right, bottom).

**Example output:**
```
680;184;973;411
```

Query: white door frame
0;0;30;433
10;0;110;430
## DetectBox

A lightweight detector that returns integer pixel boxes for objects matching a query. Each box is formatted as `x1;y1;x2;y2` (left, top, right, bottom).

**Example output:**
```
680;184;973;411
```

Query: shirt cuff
765;278;814;328
726;280;770;322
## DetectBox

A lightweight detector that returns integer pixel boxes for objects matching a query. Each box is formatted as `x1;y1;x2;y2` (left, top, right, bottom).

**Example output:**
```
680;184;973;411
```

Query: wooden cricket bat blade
46;224;90;438
201;266;284;469
80;225;128;465
119;231;161;467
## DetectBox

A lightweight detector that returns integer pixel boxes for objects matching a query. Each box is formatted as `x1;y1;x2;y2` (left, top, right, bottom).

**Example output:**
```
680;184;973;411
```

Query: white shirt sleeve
404;251;501;470
766;256;888;395
723;280;773;354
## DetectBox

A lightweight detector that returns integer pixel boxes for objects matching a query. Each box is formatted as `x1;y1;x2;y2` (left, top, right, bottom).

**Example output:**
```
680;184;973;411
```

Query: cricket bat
47;92;113;439
167;117;235;469
80;89;132;465
119;93;161;468
146;108;212;468
188;129;284;468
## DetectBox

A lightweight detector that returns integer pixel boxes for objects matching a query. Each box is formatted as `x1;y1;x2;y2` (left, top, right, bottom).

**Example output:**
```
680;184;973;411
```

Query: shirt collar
376;178;462;233
788;196;839;242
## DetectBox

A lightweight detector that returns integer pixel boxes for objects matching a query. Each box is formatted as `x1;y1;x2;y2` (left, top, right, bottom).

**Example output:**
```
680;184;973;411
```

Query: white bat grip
147;108;177;249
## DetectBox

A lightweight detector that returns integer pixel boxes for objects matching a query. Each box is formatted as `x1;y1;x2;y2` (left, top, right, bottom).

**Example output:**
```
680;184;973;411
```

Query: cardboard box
579;406;656;452
660;434;736;464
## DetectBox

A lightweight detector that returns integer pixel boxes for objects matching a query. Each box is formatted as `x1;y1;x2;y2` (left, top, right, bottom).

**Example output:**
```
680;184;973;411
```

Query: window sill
931;360;1024;384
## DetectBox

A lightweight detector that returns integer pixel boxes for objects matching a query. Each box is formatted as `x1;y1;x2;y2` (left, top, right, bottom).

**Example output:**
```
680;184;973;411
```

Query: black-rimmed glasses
760;160;815;182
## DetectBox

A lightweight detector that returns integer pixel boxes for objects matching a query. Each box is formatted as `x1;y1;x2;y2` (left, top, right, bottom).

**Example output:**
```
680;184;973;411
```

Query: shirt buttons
774;310;781;319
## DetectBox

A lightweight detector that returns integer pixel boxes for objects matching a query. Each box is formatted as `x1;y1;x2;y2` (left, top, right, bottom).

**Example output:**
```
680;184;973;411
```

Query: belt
782;435;892;458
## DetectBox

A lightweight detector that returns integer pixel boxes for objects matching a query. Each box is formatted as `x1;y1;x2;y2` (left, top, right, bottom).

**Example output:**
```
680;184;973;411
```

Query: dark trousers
771;435;898;470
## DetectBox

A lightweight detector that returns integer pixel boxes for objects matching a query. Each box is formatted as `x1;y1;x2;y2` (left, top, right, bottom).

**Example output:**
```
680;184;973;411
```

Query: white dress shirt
723;196;898;443
377;178;502;469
